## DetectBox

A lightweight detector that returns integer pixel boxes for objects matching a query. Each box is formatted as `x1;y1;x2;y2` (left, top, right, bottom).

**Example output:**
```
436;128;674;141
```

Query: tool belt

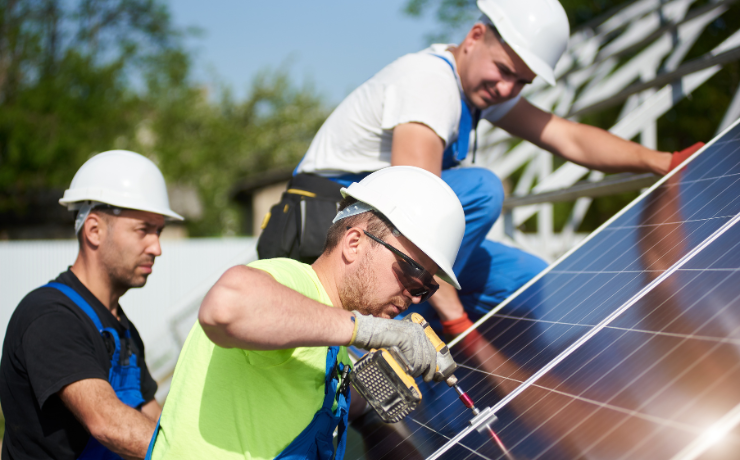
257;173;344;264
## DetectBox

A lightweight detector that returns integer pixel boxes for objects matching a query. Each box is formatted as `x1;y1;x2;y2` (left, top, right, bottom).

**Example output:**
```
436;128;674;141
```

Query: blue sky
168;1;455;104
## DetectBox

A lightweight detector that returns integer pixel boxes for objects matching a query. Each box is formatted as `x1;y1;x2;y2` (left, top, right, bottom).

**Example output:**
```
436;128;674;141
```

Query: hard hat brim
59;191;184;221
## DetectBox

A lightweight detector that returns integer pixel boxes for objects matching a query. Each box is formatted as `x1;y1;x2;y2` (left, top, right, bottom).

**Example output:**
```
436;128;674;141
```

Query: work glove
350;311;439;382
669;142;705;172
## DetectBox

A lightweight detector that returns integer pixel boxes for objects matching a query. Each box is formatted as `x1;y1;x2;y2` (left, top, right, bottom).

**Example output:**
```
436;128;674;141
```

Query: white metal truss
471;0;740;263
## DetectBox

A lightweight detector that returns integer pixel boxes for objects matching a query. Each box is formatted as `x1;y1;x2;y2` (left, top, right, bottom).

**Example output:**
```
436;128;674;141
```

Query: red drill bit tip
459;392;475;409
453;384;480;413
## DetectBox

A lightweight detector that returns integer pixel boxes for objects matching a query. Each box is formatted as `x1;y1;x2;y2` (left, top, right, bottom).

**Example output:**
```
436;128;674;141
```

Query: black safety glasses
361;229;439;302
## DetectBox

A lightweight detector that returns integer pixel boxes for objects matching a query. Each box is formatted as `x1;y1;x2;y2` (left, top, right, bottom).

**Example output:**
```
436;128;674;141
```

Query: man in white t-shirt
290;0;703;335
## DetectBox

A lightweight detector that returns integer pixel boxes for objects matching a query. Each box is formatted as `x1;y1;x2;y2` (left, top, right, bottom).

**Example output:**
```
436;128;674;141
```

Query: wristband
441;312;474;336
349;313;359;345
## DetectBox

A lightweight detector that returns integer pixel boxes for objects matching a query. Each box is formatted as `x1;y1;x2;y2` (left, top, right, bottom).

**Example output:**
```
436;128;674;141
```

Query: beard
105;255;151;290
339;251;409;318
100;239;152;291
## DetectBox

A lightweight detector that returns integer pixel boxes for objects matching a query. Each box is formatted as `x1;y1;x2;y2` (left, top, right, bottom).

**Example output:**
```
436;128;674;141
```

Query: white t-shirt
296;44;521;176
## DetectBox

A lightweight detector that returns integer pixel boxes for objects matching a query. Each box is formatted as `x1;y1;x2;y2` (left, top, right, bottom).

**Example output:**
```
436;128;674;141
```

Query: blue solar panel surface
343;119;740;460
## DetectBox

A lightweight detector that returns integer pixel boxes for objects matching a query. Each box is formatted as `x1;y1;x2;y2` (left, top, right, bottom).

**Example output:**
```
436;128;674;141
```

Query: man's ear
342;227;363;263
462;23;487;51
81;213;105;248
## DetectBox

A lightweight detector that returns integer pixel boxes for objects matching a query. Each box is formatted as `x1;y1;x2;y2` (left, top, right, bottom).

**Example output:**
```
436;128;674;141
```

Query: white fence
0;238;258;400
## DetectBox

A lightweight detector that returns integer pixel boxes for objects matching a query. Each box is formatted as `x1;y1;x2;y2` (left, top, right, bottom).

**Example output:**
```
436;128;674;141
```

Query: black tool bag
256;173;344;264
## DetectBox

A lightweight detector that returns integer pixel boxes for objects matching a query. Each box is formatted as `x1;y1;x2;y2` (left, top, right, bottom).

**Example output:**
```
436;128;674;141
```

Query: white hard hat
59;150;183;221
477;0;570;85
340;166;465;289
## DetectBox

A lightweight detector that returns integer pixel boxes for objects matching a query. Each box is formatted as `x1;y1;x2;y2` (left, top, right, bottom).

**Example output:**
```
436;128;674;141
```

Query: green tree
131;53;330;236
0;0;182;221
0;0;330;238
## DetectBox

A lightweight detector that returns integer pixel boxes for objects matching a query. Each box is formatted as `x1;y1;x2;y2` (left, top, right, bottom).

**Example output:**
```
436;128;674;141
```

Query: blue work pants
407;168;548;322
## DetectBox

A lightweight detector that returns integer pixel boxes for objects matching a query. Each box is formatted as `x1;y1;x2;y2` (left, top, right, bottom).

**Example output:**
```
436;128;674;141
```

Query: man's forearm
95;405;156;460
199;265;355;350
497;99;673;175
60;379;156;460
555;119;672;174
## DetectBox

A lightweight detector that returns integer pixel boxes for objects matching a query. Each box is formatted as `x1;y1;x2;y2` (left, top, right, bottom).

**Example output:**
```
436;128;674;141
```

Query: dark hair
323;197;395;253
485;23;505;45
76;205;120;246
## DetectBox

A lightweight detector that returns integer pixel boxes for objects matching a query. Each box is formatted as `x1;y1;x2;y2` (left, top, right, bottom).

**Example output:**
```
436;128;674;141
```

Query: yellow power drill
349;312;479;423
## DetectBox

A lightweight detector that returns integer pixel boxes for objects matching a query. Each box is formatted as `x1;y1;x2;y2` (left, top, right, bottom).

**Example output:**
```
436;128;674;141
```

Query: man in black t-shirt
0;150;184;460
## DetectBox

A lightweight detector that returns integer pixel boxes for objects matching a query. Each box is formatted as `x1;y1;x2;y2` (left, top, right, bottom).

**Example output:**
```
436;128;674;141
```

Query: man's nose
147;235;162;257
496;79;517;99
404;288;423;304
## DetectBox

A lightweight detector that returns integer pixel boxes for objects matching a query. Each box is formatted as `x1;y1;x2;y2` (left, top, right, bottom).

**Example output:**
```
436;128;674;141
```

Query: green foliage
132;62;329;236
0;0;179;214
0;0;330;237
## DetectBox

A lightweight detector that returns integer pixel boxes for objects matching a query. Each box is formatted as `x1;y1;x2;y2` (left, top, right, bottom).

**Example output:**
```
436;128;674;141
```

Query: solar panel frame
423;117;740;459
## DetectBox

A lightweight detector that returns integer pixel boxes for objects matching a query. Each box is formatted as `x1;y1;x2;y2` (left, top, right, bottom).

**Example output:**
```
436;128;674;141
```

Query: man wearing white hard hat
272;0;704;337
0;150;183;460
146;166;464;460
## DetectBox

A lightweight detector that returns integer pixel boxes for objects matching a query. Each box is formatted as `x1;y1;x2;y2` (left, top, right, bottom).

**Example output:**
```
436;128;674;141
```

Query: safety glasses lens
393;259;439;302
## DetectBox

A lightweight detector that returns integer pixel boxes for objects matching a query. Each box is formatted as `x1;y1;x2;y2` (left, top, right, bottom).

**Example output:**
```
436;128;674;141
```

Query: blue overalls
143;346;351;460
44;283;145;460
322;55;547;323
274;346;352;460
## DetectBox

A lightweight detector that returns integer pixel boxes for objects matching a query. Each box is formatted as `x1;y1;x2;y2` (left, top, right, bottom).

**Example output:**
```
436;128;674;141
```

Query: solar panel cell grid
443;224;740;459
343;121;740;459
423;122;740;459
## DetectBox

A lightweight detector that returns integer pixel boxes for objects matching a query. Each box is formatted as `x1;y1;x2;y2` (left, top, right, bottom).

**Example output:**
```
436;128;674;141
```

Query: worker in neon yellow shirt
146;166;467;460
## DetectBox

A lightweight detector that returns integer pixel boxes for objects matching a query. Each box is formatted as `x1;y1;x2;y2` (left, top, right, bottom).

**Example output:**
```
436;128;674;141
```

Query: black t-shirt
0;269;157;460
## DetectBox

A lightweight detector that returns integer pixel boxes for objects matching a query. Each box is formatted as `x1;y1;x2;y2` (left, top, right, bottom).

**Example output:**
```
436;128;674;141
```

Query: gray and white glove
350;311;438;382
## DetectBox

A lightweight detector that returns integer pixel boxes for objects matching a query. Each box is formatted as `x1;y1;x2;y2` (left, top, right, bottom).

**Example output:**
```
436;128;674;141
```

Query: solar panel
344;119;740;460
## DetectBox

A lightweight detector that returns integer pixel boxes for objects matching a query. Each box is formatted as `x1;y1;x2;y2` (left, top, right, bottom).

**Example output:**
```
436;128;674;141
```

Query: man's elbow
199;271;244;347
199;265;266;348
198;295;237;348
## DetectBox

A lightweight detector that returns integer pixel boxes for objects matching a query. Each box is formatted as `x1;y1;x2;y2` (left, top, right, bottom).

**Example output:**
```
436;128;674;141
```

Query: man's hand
59;378;156;460
350;311;439;382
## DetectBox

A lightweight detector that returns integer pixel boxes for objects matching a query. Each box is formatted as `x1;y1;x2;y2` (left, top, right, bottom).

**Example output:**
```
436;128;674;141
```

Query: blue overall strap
44;282;144;460
274;346;352;460
326;172;372;187
432;54;482;169
44;283;105;331
332;360;352;460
